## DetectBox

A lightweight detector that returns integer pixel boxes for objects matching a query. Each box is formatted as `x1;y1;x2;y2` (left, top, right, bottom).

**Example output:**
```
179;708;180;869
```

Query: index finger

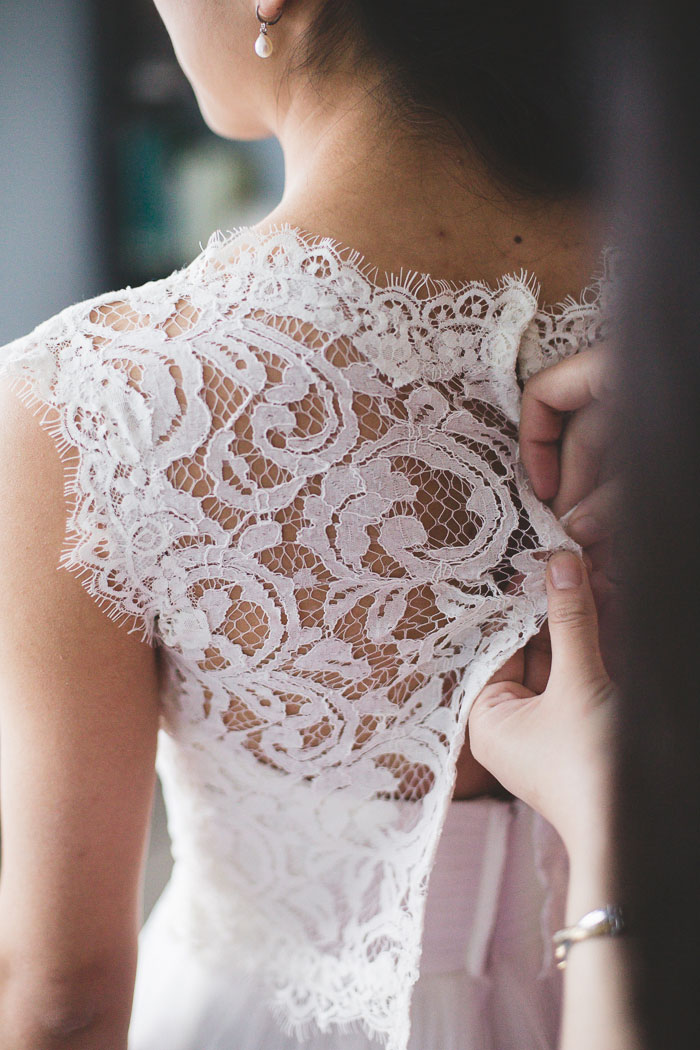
519;345;612;502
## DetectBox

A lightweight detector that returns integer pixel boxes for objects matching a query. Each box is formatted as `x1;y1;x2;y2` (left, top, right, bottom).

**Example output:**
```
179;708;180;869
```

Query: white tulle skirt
128;798;566;1050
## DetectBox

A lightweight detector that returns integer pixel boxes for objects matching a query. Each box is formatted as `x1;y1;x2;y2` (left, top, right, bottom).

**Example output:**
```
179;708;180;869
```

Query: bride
0;2;614;1048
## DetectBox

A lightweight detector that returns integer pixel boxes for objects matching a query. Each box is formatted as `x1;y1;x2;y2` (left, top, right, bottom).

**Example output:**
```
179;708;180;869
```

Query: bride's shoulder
0;251;228;424
0;225;291;375
0;264;195;368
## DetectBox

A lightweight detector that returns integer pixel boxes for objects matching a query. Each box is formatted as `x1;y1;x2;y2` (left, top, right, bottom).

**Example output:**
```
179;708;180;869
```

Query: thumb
546;549;608;688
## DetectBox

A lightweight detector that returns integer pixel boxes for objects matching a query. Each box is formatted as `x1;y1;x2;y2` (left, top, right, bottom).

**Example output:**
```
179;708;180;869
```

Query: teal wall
0;1;105;345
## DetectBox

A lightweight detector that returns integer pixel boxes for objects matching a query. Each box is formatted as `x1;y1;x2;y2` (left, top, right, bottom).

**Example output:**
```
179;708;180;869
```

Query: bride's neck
261;71;609;304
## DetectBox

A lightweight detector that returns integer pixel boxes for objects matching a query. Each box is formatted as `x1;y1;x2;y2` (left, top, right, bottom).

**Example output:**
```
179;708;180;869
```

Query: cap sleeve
0;292;175;647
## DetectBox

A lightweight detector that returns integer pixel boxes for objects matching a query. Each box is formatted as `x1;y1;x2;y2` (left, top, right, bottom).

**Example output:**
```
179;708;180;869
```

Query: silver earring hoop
255;5;282;59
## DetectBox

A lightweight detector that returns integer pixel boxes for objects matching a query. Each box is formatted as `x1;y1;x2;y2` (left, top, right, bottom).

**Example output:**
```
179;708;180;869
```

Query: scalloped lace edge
201;222;545;305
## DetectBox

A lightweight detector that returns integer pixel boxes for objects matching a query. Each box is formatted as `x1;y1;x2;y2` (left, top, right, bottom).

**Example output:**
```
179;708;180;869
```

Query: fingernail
549;551;583;589
558;499;586;527
566;514;603;546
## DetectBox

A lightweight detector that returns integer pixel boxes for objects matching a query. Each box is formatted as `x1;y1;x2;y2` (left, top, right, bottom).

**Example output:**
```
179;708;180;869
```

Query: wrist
562;809;612;868
564;824;616;927
557;764;614;863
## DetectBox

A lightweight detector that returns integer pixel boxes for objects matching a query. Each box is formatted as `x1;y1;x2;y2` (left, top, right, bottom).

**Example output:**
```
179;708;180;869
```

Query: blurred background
0;0;285;919
0;0;284;345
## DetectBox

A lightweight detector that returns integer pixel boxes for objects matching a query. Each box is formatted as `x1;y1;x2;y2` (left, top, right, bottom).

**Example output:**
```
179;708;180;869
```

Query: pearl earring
255;5;282;59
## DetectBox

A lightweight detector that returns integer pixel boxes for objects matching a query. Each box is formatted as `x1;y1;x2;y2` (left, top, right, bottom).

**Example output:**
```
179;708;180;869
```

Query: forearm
558;831;640;1050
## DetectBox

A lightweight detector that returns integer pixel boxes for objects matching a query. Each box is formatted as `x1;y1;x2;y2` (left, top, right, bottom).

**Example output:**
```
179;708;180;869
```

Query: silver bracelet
552;904;625;969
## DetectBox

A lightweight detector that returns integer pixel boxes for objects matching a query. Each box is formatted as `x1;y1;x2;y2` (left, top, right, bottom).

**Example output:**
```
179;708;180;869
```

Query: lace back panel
0;226;617;1050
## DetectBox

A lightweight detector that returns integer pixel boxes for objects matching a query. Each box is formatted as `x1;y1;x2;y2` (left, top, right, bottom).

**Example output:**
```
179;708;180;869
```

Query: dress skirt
128;797;566;1050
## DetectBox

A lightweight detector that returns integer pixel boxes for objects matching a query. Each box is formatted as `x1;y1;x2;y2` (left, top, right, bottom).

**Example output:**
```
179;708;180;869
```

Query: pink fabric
420;798;512;976
418;796;566;1048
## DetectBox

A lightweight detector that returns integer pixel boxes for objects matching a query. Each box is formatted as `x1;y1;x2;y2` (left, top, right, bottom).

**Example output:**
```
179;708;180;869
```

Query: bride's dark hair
295;0;595;200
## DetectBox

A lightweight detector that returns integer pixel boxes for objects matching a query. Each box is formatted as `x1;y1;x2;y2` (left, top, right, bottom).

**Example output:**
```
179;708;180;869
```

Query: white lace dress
0;226;618;1050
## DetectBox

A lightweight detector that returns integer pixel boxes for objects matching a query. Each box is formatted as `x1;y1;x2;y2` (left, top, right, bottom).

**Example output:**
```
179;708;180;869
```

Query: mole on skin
513;235;523;243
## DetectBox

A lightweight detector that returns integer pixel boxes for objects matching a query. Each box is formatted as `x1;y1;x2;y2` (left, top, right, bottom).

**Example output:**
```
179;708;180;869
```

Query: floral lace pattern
0;225;617;1050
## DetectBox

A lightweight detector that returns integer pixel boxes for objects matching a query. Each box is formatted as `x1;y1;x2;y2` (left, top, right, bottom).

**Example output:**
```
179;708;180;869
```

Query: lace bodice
0;226;618;1050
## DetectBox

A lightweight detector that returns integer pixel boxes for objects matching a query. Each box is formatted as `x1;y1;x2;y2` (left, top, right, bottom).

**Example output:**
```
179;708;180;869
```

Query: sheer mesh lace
0;225;619;1050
